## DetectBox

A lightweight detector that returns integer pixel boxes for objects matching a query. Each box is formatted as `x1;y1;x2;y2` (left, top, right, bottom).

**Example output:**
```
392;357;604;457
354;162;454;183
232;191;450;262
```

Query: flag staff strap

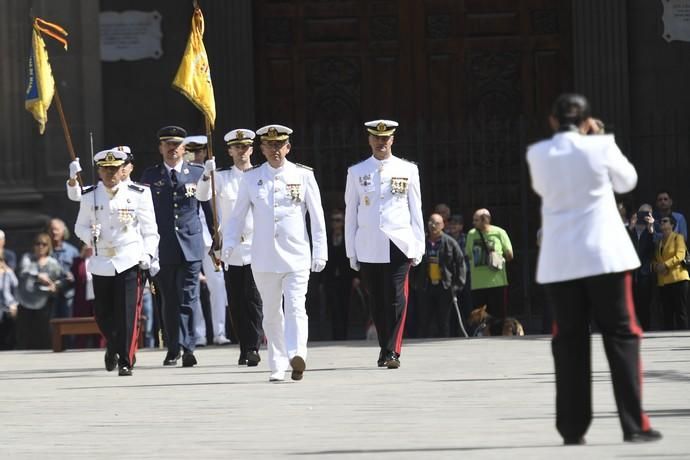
205;118;222;271
53;76;83;187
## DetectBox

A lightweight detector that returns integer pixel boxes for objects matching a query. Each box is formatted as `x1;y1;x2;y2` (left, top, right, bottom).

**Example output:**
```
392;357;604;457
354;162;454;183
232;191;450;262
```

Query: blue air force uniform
139;126;214;366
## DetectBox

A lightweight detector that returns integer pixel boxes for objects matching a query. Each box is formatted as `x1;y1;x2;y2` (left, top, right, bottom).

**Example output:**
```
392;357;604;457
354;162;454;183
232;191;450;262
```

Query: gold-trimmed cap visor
365;119;398;136
224;129;256;145
94;149;127;167
256;124;293;141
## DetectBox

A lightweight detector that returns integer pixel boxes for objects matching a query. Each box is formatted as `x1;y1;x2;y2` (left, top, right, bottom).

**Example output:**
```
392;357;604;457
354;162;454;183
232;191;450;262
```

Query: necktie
170;169;178;187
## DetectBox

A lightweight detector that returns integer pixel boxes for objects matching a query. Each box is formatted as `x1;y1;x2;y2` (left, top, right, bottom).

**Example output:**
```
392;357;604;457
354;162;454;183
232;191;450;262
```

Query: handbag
477;230;505;271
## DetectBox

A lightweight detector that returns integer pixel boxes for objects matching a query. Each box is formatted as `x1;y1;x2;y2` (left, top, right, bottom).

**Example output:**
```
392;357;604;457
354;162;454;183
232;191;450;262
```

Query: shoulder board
82;185;96;194
246;164;262;172
216;166;230;172
294;163;313;171
131;181;149;187
187;162;203;168
399;157;417;165
128;184;146;193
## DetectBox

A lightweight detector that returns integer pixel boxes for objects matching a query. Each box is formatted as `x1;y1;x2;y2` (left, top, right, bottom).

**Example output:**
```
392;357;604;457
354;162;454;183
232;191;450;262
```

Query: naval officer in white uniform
74;147;159;376
197;129;264;366
224;124;327;382
345;120;425;369
66;146;136;202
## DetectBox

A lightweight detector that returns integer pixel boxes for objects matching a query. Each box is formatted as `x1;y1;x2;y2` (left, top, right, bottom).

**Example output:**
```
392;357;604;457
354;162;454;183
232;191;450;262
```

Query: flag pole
205;117;222;271
54;89;83;186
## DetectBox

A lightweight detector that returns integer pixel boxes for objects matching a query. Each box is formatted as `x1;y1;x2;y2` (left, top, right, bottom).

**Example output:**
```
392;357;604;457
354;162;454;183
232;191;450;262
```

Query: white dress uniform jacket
225;160;327;273
527;132;640;284
67;177;133;202
75;182;160;276
345;155;425;263
196;166;253;266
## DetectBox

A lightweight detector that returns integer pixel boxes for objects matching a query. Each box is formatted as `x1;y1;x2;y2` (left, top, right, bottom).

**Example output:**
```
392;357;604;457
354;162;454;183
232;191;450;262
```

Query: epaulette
128;183;145;193
82;185;96;194
294;162;313;171
131;181;149;187
246;164;262;171
187;162;203;168
399;157;417;165
216;166;229;172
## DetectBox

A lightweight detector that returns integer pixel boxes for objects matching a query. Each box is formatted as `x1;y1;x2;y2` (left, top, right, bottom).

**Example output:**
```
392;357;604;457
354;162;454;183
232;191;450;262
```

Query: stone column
572;0;631;150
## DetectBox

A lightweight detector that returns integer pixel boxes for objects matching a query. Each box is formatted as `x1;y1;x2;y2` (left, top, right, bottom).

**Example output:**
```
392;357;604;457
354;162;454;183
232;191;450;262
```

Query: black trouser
16;303;52;349
93;266;142;367
632;273;654;331
417;283;454;338
360;242;411;355
224;264;263;357
471;286;507;318
544;272;651;439
658;279;689;330
157;260;201;355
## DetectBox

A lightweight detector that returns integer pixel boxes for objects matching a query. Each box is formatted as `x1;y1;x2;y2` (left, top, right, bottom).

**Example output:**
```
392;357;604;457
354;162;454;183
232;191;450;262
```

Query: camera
636;211;650;222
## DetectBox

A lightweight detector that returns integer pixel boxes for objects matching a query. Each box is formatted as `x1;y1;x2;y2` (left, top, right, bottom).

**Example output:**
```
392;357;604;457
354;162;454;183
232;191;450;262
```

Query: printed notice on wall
100;11;163;61
662;0;690;42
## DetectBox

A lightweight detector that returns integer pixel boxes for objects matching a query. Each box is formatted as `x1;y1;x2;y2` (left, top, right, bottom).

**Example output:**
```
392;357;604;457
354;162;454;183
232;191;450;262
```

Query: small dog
467;305;525;336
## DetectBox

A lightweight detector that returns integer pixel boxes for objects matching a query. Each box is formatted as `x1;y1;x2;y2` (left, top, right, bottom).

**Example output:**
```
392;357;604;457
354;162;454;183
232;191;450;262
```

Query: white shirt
225;160;327;273
74;182;159;276
196;166;253;266
527;131;640;284
344;154;425;263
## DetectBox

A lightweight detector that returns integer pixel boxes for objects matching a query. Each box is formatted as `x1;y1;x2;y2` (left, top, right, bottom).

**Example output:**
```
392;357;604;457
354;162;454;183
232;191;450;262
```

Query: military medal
359;174;372;187
118;208;135;231
364;196;370;206
287;183;301;202
183;168;189;175
391;177;409;195
185;183;196;197
257;179;263;186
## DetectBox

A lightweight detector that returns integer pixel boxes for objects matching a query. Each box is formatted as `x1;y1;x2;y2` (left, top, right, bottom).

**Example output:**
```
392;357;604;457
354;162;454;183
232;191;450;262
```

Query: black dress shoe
290;355;306;381
118;365;132;376
238;356;248;366
163;351;181;366
384;352;400;369
105;351;118;372
182;351;197;367
246;350;261;367
563;437;586;445
624;429;662;443
377;349;386;367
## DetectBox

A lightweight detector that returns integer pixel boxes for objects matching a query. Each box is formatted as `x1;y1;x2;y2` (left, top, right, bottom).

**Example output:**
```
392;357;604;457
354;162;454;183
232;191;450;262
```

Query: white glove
412;256;423;267
69;158;82;179
349;257;360;272
203;158;216;176
311;258;326;273
221;247;234;265
90;224;101;241
139;255;151;270
149;258;160;277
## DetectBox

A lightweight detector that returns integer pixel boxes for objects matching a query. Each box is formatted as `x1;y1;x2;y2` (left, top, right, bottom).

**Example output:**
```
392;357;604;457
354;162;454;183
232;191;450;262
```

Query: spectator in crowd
0;252;18;349
653;190;687;241
414;213;466;338
618;202;630;227
446;214;471;323
46;218;78;319
527;92;660;444
653;214;689;330
0;229;17;271
434;203;451;229
70;243;99;348
628;204;656;330
321;209;358;340
465;208;513;318
15;232;67;349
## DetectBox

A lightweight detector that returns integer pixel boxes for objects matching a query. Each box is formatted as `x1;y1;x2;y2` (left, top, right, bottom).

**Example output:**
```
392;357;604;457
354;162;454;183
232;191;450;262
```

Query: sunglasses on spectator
660;219;671;224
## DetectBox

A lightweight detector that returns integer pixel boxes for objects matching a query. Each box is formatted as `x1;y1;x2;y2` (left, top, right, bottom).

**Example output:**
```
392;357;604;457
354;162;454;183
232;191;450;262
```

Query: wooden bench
50;316;146;352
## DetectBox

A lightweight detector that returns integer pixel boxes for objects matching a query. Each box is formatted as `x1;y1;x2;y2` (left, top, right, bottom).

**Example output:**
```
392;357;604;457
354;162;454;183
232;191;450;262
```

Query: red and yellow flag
172;6;216;127
25;18;68;134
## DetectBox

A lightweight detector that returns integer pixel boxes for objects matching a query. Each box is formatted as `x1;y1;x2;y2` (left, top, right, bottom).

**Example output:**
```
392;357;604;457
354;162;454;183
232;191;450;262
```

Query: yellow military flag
172;6;216;127
25;18;68;135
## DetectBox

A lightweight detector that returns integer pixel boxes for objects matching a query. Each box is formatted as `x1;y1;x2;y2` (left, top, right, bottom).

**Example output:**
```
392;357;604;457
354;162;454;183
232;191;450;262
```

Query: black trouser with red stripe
360;242;411;356
93;265;142;367
544;271;651;439
224;264;263;357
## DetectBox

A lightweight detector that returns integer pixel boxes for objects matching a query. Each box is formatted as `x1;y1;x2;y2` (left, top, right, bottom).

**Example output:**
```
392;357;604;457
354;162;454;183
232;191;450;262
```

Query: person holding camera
527;93;661;444
628;204;656;330
653;214;689;330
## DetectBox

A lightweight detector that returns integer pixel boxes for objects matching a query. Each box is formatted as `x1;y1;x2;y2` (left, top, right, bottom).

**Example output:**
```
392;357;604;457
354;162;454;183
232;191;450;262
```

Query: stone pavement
1;332;689;459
